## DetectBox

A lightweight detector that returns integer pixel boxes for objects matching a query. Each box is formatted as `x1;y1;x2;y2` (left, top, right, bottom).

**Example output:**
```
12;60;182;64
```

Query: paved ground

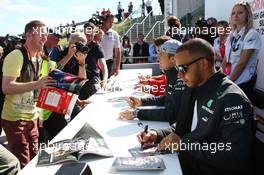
0;130;8;148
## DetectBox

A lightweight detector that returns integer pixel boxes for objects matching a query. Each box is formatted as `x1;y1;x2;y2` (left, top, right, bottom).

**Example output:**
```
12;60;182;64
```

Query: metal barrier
123;9;153;43
122;62;161;76
144;17;166;42
121;56;155;64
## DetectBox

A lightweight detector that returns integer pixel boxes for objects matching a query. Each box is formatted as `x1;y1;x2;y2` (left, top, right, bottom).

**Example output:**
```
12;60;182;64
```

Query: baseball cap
160;39;182;55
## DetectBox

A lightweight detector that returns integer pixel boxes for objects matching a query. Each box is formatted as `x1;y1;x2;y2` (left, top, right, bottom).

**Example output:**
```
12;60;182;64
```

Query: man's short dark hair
154;35;171;46
176;38;215;65
103;14;114;22
217;20;229;28
84;22;96;29
167;16;181;28
138;33;144;37
25;20;45;34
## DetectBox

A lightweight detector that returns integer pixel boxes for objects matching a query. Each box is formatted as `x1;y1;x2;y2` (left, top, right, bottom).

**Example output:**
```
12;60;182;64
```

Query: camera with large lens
75;42;90;54
88;16;104;27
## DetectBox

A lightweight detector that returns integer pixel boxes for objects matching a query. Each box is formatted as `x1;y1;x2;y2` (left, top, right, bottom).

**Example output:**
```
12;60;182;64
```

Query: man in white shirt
117;1;123;22
146;0;153;16
101;14;121;77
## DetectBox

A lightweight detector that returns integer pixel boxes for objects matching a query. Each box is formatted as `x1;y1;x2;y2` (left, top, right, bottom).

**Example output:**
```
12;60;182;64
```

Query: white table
18;69;183;175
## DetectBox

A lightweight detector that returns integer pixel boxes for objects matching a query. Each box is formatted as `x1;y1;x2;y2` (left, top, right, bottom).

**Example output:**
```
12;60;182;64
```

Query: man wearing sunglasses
138;38;254;175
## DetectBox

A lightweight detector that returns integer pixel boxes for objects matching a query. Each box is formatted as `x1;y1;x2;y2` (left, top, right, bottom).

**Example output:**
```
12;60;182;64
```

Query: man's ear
200;58;209;70
170;55;176;63
25;32;32;39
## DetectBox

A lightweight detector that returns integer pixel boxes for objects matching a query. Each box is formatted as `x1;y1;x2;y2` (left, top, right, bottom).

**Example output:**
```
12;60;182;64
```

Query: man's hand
138;79;149;85
36;76;56;89
75;51;87;65
100;81;107;90
138;75;151;82
119;109;135;120
76;99;94;108
67;44;77;58
114;67;120;76
158;132;181;152
128;96;142;108
137;130;158;148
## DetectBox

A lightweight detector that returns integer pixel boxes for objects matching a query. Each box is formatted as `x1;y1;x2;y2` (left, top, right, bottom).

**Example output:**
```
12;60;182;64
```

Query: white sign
249;0;264;91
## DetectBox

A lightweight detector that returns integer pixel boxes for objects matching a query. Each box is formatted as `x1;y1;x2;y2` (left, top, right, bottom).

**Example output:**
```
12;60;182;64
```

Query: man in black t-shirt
133;33;149;63
84;22;108;89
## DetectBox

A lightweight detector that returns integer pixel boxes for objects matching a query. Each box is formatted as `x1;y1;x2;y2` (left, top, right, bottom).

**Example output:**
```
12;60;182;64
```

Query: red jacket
148;74;166;96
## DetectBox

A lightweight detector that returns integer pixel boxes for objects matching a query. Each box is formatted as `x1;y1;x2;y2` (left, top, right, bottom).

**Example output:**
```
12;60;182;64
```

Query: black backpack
0;46;29;133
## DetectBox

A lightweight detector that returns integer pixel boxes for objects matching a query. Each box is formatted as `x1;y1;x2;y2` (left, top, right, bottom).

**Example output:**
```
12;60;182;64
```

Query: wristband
132;109;139;118
78;63;85;67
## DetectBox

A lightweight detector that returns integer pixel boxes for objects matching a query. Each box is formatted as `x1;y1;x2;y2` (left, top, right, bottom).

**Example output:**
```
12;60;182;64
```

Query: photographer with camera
56;33;87;79
84;22;108;89
55;33;92;117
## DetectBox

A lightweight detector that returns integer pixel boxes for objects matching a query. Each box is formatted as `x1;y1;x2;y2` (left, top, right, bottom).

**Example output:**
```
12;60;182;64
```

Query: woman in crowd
213;20;229;69
121;35;132;63
94;28;104;46
223;1;261;101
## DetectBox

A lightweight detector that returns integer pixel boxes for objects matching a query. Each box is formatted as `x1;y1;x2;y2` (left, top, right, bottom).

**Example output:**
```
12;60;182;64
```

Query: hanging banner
249;0;264;91
249;0;264;143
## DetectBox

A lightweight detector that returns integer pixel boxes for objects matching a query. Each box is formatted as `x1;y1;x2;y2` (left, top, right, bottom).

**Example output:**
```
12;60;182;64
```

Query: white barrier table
18;69;183;175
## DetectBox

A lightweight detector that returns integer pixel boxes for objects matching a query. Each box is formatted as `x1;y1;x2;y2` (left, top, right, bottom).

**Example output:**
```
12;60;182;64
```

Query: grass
112;18;137;37
58;18;136;47
58;38;68;47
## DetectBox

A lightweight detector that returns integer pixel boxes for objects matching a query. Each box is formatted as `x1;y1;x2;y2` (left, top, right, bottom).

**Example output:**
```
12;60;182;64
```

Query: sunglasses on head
237;1;249;6
175;57;205;73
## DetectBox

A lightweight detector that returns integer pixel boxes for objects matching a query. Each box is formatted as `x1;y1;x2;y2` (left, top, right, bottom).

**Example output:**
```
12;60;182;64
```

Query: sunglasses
175;57;205;73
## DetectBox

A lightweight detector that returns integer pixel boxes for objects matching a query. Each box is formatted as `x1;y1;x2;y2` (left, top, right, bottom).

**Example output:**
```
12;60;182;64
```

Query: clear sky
0;0;160;36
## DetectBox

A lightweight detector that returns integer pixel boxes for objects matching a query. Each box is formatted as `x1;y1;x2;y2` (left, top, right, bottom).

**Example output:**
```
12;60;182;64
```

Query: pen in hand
141;124;148;149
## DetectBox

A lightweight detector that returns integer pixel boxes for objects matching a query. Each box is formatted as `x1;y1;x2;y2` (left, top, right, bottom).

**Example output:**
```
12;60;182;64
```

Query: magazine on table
112;157;166;171
37;123;113;166
128;144;171;157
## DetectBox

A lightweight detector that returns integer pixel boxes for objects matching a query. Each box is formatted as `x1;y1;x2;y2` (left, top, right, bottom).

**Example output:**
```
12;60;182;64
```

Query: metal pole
173;0;178;17
143;22;144;35
159;23;161;36
149;13;151;27
137;24;138;41
130;30;132;43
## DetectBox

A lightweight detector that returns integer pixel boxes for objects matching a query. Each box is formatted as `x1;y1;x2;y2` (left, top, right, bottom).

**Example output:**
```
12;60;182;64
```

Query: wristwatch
78;63;85;67
132;109;139;118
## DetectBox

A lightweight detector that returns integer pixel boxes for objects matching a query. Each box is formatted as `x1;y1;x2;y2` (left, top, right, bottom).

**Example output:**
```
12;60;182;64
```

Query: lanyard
23;44;32;61
22;44;39;80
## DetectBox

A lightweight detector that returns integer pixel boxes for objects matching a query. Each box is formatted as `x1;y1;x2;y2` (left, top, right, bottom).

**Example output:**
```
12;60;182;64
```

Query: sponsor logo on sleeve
207;99;213;108
202;116;209;122
202;105;214;114
224;105;243;112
